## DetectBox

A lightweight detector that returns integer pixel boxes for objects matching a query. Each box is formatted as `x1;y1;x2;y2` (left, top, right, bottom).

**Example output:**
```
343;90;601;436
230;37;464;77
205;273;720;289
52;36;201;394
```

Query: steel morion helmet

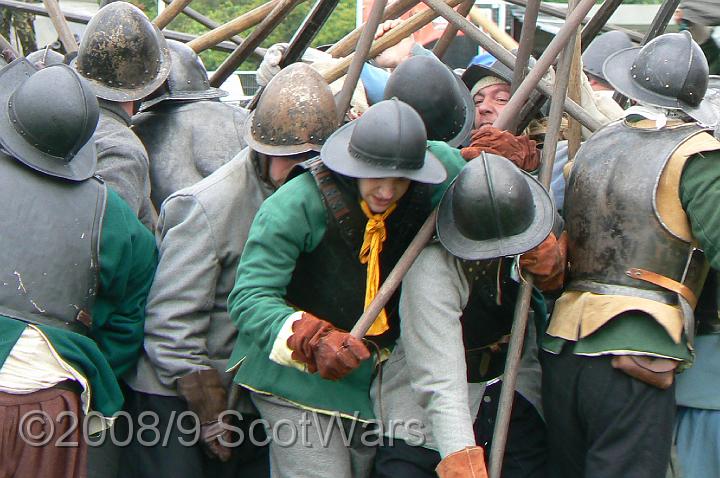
244;63;338;156
321;98;446;184
0;60;100;181
74;1;171;102
436;153;554;260
603;31;717;125
384;55;474;147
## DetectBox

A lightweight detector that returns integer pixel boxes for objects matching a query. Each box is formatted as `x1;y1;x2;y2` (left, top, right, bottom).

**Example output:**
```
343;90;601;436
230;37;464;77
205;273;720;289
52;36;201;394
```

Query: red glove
461;125;540;172
287;312;370;380
520;231;568;291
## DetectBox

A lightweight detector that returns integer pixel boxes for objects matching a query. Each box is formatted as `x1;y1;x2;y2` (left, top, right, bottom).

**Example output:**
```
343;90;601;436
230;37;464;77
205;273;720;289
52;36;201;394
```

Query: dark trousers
542;348;675;478
373;385;547;478
372;437;440;478
475;382;548;478
118;389;269;478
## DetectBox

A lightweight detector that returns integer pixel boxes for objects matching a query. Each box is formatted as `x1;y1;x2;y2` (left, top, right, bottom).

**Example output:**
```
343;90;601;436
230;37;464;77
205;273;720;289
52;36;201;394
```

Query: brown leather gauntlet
436;446;489;478
176;369;232;462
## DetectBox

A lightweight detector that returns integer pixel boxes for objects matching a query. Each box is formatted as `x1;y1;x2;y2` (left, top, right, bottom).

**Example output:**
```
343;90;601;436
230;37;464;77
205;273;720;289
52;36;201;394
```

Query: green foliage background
129;0;357;70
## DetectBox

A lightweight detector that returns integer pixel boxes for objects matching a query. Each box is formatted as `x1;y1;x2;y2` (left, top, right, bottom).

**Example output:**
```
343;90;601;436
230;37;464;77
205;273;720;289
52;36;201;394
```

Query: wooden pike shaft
209;0;303;87
335;0;388;123
580;0;624;51
469;7;517;51
153;0;193;30
42;0;77;53
489;5;579;475
0;32;19;62
188;0;281;53
432;0;474;59
322;0;465;84
159;0;268;58
510;0;539;95
327;0;420;58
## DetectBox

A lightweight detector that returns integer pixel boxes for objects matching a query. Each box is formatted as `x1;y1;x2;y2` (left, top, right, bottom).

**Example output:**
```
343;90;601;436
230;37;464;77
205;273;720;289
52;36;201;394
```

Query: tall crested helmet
437;152;554;260
384;55;474;147
74;1;171;102
244;63;339;156
604;31;717;125
140;39;227;111
321;98;446;184
0;60;100;181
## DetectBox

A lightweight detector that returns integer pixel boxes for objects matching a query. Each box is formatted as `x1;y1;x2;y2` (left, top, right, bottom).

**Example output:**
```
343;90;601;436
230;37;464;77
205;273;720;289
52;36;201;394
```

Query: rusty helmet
244;63;338;156
74;1;171;102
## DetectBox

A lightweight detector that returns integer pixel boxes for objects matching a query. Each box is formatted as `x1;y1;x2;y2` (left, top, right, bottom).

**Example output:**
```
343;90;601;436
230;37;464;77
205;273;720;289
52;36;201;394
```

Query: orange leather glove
436;446;489;478
520;231;568;291
287;312;370;380
287;312;334;373
310;329;371;380
460;125;540;172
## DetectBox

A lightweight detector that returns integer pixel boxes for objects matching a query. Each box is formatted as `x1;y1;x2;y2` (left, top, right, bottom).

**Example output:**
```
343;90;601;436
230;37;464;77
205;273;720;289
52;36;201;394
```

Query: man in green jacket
0;61;156;478
228;99;466;477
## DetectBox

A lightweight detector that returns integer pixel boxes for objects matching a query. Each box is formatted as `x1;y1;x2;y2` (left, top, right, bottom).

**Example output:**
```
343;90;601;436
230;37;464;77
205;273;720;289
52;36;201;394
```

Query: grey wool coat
371;243;543;458
126;148;275;396
94;101;157;230
132;100;249;209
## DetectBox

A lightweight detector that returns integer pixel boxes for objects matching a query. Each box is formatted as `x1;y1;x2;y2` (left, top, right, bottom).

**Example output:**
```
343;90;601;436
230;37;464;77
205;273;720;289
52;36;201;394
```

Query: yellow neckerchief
359;200;397;336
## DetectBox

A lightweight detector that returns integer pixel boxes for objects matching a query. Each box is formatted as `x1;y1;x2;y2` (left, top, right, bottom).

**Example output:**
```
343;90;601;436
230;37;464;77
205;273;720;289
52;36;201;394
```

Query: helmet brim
448;74;475;148
436;161;554;261
0;60;96;181
139;87;228;112
461;63;513;91
243;110;323;156
320;120;447;184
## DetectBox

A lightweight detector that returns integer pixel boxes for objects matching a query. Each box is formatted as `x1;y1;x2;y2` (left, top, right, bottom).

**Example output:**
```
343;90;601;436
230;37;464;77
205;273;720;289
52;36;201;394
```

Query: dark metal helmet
0;60;99;181
437;152;554;260
26;48;65;69
74;1;171;102
604;31;717;125
139;39;227;111
321;98;446;184
384;55;474;147
582;31;633;82
244;63;338;156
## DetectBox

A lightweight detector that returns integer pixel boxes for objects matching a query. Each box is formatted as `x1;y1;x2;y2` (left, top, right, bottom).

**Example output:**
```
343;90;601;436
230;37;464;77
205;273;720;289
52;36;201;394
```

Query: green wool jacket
227;142;466;421
544;149;720;362
0;188;157;416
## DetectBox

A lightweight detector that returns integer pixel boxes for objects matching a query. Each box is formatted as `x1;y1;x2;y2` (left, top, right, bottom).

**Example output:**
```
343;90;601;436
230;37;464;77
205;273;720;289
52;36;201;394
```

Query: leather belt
625;268;698;308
